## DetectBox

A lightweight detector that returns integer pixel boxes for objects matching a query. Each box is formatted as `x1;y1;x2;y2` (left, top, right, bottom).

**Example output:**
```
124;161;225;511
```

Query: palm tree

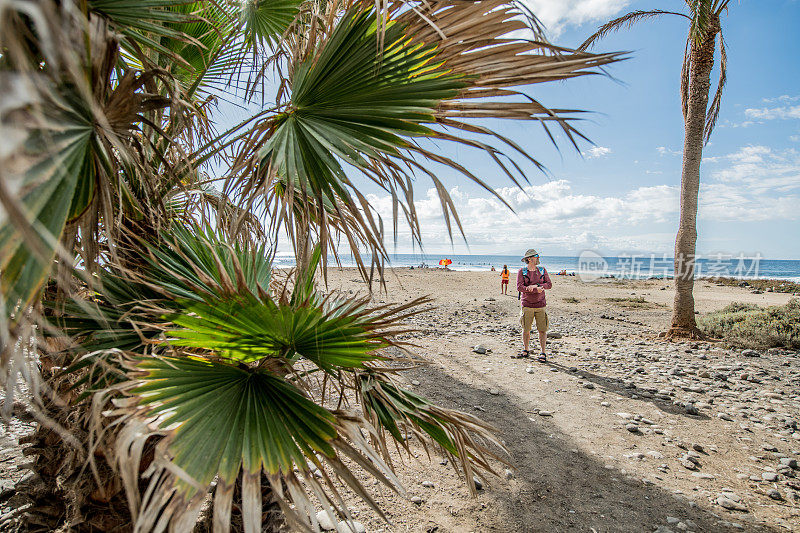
579;1;729;338
1;0;621;530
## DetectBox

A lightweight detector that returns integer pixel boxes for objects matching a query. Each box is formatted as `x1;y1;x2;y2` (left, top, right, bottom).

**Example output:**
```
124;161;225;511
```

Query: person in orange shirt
500;265;510;295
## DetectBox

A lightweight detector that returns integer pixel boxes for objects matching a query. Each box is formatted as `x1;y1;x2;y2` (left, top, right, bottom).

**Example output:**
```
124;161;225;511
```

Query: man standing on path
515;249;552;361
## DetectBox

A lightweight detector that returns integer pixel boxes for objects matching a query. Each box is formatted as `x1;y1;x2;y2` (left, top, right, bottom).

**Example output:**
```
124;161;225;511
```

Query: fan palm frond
120;355;403;532
232;0;624;276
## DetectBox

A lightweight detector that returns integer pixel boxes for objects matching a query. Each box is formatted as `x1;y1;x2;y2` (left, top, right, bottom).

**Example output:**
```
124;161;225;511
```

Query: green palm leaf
133;356;338;487
124;356;405;532
44;269;168;398
0;95;96;315
259;7;467;199
145;222;272;301
89;0;198;63
242;0;303;47
167;296;389;370
234;1;624;272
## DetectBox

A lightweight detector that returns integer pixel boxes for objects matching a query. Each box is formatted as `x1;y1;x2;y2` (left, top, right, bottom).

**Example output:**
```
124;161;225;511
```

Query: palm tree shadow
406;363;776;533
544;360;712;420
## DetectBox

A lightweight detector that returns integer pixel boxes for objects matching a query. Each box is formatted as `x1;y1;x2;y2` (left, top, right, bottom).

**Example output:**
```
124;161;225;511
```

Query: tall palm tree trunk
669;19;719;338
294;214;313;278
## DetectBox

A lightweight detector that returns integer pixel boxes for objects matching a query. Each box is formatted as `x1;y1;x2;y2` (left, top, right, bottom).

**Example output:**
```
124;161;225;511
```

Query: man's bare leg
538;330;547;354
522;329;530;353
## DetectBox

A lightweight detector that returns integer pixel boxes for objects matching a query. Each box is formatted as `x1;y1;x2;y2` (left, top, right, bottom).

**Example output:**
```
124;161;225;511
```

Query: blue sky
215;0;800;260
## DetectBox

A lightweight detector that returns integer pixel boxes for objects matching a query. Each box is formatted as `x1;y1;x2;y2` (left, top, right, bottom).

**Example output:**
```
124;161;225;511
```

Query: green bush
699;299;800;349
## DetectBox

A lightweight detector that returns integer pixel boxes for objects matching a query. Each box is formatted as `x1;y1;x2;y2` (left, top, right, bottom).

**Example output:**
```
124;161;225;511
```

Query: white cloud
761;95;800;104
711;145;800;193
363;142;800;254
745;105;800;121
727;145;771;164
701;182;800;221
656;146;681;156
366;179;683;254
520;0;631;37
583;146;611;158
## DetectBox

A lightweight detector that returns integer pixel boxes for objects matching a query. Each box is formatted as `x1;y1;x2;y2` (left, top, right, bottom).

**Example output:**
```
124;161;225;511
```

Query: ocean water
273;253;800;282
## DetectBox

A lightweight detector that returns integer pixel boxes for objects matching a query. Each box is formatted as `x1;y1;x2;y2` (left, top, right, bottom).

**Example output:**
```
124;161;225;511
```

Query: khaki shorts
520;306;549;333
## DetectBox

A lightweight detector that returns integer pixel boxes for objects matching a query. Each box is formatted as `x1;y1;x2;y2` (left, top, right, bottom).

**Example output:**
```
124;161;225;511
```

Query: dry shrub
699;299;800;349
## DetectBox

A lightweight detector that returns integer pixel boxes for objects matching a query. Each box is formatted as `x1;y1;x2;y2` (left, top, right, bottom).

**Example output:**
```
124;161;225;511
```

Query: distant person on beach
500;265;510;294
514;249;552;361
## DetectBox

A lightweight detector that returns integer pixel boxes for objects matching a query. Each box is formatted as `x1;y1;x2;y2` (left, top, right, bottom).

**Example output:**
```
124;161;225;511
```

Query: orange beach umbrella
438;258;452;266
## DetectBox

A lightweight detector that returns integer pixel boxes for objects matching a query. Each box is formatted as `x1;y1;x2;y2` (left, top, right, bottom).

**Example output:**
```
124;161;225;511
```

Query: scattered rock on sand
337;520;366;533
472;344;488;354
716;496;748;512
316;510;336;530
766;488;782;500
680;457;698;471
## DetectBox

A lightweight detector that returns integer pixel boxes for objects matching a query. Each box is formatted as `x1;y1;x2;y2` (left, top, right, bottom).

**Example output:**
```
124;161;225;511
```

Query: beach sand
0;269;797;532
318;268;799;532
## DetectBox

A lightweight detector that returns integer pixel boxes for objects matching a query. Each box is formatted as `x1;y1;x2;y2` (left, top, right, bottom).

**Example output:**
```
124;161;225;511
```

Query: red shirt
517;267;552;308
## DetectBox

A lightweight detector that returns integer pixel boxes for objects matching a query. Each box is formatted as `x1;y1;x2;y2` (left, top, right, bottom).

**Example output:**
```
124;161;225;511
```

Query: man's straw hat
521;248;539;262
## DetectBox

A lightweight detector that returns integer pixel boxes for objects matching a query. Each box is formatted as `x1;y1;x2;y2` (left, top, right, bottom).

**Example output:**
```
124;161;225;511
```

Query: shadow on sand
406;362;777;533
544;360;712;421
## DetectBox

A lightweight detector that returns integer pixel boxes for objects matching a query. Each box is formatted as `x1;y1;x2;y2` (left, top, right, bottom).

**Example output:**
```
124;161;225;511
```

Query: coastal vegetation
713;277;800;294
699;300;800;350
603;296;663;309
